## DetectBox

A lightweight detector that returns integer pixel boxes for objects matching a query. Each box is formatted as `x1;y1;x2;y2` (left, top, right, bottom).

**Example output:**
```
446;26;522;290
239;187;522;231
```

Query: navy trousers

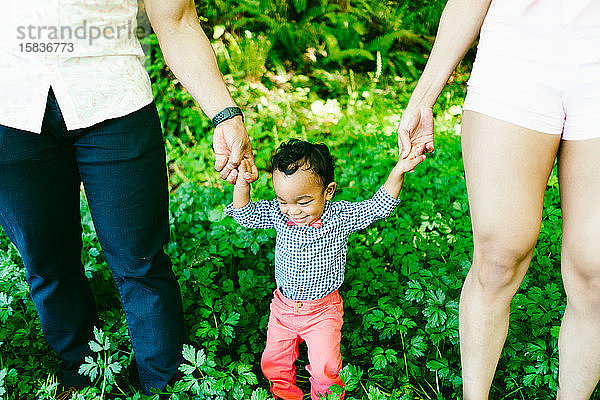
0;88;186;394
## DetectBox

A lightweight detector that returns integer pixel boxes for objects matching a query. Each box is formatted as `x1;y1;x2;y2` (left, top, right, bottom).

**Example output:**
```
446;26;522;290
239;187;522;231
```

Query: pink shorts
464;2;600;140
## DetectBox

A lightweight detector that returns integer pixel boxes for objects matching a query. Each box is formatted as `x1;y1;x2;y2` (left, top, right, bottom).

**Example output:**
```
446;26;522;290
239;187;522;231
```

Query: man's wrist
212;106;244;127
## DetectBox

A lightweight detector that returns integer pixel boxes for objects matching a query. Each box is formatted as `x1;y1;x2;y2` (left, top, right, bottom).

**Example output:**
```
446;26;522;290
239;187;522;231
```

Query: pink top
484;0;600;27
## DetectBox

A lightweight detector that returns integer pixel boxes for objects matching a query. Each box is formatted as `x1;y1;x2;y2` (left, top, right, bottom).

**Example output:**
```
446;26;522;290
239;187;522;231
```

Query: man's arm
144;0;257;183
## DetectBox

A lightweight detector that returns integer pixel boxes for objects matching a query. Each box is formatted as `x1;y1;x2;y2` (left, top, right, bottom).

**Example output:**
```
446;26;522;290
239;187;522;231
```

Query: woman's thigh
461;111;561;275
558;138;600;295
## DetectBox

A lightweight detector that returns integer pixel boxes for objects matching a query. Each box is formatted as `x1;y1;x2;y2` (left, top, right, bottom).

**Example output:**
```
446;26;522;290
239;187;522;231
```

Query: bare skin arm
382;150;427;199
232;149;426;209
397;0;492;158
144;0;258;184
232;159;254;209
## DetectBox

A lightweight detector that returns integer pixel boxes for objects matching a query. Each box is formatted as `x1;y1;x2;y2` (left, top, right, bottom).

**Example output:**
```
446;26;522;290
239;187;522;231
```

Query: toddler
225;139;425;400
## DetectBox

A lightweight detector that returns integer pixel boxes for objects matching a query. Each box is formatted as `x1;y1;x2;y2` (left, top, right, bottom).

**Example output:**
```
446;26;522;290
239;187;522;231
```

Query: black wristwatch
211;106;244;127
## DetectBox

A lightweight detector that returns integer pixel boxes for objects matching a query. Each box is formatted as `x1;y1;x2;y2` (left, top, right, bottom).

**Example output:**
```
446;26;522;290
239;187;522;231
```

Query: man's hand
397;105;435;159
213;116;259;184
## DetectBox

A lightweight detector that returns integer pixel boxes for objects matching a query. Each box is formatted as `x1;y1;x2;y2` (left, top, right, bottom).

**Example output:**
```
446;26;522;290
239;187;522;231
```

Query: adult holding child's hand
397;104;434;159
396;0;600;398
145;1;258;185
213;116;258;184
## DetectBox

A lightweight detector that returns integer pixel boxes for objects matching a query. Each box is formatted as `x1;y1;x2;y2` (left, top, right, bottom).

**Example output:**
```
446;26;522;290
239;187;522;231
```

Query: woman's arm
410;0;492;108
398;0;492;158
144;0;256;183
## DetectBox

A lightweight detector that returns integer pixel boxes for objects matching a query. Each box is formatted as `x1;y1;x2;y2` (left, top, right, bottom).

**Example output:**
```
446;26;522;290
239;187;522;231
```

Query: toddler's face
272;168;336;226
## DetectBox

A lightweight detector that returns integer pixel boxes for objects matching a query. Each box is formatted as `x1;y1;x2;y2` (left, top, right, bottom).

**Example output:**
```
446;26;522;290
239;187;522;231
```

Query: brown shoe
55;387;78;400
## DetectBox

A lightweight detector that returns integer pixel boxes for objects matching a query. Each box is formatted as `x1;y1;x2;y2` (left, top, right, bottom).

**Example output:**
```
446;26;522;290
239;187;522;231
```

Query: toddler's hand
235;159;259;188
394;143;427;174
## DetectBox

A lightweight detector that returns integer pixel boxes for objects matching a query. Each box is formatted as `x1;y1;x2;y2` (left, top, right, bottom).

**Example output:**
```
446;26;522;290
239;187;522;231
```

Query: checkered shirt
225;186;400;300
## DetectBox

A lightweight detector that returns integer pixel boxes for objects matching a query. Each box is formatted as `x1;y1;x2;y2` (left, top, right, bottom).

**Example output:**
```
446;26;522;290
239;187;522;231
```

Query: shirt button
296;302;303;308
302;247;307;253
301;269;306;273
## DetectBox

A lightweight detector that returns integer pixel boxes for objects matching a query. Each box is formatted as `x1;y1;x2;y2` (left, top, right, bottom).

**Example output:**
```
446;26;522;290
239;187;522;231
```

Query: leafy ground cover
0;67;579;398
0;2;588;398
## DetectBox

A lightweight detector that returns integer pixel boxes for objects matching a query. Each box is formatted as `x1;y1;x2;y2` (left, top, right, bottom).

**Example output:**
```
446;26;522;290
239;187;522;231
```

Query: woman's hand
397;105;435;159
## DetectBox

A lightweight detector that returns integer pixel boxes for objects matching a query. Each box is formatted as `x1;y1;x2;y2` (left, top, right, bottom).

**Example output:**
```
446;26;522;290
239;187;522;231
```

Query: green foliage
0;2;581;398
0;71;582;398
193;0;445;83
78;327;124;398
157;344;262;399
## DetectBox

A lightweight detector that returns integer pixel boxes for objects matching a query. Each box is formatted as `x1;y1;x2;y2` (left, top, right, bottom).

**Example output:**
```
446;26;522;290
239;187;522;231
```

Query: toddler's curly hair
269;139;335;189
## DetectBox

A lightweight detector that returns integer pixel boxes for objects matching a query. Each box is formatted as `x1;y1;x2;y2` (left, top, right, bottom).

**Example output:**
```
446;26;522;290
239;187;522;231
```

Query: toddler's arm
232;159;255;208
340;150;426;233
382;148;426;199
225;160;275;229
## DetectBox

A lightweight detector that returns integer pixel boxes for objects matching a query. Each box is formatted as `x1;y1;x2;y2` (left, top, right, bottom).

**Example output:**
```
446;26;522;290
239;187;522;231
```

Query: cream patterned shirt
0;0;154;134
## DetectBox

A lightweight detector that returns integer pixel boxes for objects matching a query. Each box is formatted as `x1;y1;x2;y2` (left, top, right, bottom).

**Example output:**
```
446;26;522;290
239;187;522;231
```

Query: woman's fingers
411;154;427;169
397;106;423;159
398;128;412;159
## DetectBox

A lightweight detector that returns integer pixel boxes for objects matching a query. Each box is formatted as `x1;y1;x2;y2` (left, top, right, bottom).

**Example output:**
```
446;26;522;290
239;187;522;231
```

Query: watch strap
212;106;244;127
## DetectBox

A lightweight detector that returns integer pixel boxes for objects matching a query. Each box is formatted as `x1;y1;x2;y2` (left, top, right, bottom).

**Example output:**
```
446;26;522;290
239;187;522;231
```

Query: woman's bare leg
557;138;600;399
460;111;561;399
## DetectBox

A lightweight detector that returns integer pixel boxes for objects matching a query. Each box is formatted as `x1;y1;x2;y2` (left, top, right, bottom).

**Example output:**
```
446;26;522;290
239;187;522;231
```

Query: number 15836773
19;42;74;52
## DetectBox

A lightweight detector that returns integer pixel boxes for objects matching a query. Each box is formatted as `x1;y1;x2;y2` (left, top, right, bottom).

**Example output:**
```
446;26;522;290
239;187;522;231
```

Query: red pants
261;289;345;400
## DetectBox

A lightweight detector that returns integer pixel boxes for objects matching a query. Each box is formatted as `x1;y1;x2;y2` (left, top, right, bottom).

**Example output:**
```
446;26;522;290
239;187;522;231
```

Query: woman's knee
563;243;600;306
471;235;535;290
